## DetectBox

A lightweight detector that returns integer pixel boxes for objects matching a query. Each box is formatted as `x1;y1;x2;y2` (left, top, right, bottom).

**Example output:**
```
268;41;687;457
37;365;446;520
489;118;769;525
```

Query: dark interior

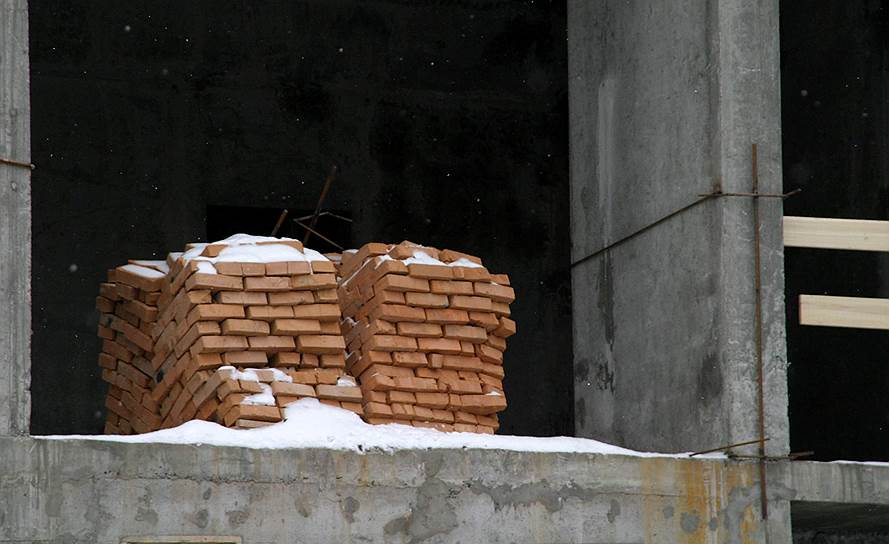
28;0;572;436
781;0;889;461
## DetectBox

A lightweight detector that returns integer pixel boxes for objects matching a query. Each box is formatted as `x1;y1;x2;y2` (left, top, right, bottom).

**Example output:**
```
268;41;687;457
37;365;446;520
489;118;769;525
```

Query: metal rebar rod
270;209;289;237
303;165;338;245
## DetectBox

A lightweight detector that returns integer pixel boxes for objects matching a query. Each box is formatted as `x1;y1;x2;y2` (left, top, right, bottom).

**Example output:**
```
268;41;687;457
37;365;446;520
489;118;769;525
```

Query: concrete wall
568;0;789;456
0;0;31;437
27;0;572;437
1;436;784;543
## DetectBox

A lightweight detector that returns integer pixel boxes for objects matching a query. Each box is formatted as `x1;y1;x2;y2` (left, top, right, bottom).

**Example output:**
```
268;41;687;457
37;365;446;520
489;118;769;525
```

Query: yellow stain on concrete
640;458;764;543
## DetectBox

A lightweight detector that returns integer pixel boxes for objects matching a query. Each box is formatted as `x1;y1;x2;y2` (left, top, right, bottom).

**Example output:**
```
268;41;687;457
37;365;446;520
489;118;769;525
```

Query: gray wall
568;0;789;455
0;0;31;437
28;0;572;436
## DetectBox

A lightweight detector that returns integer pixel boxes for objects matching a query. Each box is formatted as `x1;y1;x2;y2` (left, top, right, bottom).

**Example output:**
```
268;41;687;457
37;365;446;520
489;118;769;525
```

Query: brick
301;353;320;368
417;337;463;355
272;318;322;335
194;352;224;370
314;369;342;385
222;351;268;366
424;308;469;324
318;321;340;335
396;322;442;338
316;384;364;402
486;334;507;352
174;321;222;358
186;273;243;292
318;399;341;408
449;295;492;312
474;282;515;303
190;335;249;355
213;262;244;276
414;392;449;409
491;301;510;317
245;276;292;291
247;305;294;320
292;304;341;321
122;299;158;323
363;402;394;417
450;266;491;282
404;292;449;308
407;263;453;280
241;262;267;276
392;376;438;392
461;394;507;415
247;335;296;352
289;370;318;385
479;363;504;380
390;403;415;420
430;354;483;372
388;390;417;404
266;291;314;306
468;312;500;331
476;414;500;430
187;304;246;324
425;407;450;422
364;334;418;352
224;405;282;427
98;353;118;370
443;324;487;343
489;273;510;286
359;372;396;392
359;364;414;379
216;291;268;305
371;304;426;323
375;274;430;293
276;395;302;408
493;317;516;338
222;318;270;336
444;378;482;395
271;352;301;367
99;283;121;301
297;335;346;354
429;280;474;296
116;264;166;292
320;353;346;368
476;344;503;365
271;382;316;397
314;288;339;303
291;273;337;290
235;419;277;429
454;411;478;424
311;260;337;274
102;339;134;362
97;324;115;340
392;352;428;368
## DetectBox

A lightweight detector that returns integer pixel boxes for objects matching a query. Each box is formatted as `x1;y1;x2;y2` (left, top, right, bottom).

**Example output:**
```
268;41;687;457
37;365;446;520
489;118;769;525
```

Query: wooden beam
784;216;889;251
799;294;889;330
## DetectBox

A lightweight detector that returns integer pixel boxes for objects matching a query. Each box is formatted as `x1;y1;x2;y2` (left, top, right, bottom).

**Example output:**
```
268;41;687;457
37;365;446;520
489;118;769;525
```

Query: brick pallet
337;241;516;434
97;236;362;434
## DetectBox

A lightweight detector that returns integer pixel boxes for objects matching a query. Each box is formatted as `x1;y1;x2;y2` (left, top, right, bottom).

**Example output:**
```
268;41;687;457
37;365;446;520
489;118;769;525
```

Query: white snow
39;399;713;458
336;376;357;387
242;383;276;406
120;263;167;279
448;257;483;269
404;250;446;266
179;234;331;268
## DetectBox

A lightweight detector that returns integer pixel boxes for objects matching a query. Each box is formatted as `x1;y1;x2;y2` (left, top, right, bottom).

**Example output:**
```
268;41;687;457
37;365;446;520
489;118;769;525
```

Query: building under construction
3;1;889;542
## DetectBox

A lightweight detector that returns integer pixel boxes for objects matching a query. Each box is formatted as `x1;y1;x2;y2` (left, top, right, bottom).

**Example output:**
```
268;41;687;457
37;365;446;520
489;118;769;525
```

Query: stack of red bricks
337;241;516;434
97;235;363;434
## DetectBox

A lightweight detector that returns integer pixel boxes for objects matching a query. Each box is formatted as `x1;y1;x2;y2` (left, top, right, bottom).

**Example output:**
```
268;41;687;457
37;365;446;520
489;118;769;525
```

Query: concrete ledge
1;437;773;543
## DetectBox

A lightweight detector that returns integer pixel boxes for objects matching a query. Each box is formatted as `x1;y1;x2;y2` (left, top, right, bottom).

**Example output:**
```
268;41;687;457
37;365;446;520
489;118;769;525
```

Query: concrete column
0;0;31;436
568;0;788;457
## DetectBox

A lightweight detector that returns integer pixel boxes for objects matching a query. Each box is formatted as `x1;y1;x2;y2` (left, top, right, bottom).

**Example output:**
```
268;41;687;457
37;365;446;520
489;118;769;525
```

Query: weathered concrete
568;0;789;457
0;0;31;436
0;436;786;543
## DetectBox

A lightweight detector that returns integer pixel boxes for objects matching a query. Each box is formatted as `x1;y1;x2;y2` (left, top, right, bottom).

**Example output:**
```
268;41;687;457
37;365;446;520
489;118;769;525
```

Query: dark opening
781;1;889;461
28;1;572;437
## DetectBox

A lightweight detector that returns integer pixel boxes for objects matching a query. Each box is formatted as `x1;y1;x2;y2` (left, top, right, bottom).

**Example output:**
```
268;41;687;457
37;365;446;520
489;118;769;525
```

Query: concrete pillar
568;0;788;458
0;0;31;436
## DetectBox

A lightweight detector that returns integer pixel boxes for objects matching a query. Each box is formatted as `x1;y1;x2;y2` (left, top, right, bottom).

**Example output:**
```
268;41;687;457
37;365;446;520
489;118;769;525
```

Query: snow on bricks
96;235;515;436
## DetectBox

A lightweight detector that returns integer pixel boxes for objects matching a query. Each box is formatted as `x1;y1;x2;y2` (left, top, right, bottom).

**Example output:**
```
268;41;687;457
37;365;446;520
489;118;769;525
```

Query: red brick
416;337;463;355
316;384;364;402
189;335;249;355
396;322;442;338
272;318;322;335
186;273;243;292
224;405;282;427
271;382;316;397
430;354;483;372
468;312;500;331
271;352;301;367
424;308;470;324
450;266;491;282
292;304;341;321
268;291;315;305
291;273;337;291
392;351;428;368
311;260;337;274
216;291;268;305
429;280;474;296
491;301;510;317
364;335;418;352
246;305;294;321
221;318;270;336
407;263;453;280
320;353;346;368
371;304;426;323
476;344;503;365
493;317;516;338
375;274;430;293
405;292;449;308
245;276;292;292
222;351;268;366
443;324;487;343
414;392;449;408
486;334;507;351
449;295;492;312
297;335;346;354
392;376;438;392
187;304;246;324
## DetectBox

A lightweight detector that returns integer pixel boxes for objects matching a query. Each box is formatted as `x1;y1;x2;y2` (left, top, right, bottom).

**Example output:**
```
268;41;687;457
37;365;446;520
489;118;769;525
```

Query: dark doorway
28;0;572;437
781;1;889;461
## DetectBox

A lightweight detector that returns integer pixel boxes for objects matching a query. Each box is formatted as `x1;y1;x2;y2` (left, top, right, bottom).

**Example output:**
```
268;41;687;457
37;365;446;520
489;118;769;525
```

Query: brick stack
337;241;516;434
97;235;363;434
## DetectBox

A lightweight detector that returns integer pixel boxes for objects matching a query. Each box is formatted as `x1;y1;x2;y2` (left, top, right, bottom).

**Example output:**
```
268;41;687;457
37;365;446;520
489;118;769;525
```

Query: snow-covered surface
119;263;167;279
40;399;711;458
179;234;330;270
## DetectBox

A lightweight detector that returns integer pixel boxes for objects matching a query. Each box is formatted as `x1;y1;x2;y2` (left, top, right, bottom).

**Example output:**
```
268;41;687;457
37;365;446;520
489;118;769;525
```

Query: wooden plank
784;216;889;251
799;294;889;330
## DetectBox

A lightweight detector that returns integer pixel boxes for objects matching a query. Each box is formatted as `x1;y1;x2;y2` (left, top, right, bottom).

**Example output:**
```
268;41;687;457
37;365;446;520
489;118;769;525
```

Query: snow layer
179;234;330;270
40;399;709;458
